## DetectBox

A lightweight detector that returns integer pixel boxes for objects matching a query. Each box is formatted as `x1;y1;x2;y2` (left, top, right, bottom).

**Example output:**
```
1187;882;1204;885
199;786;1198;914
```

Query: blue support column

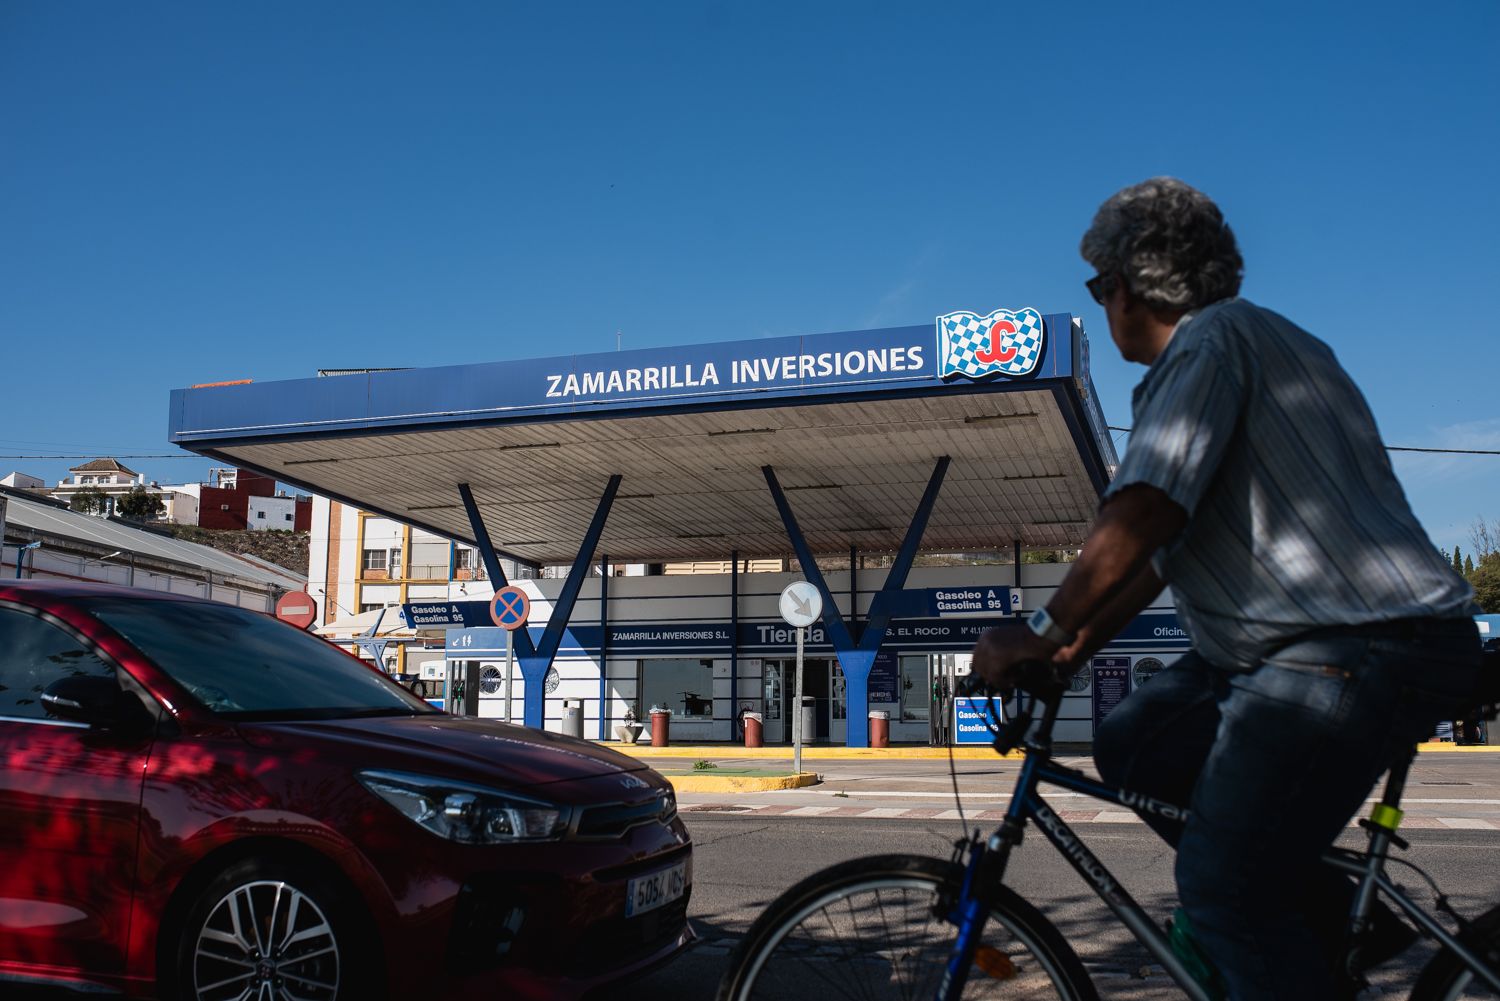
459;477;622;729
599;553;610;740
730;550;740;728
763;457;950;746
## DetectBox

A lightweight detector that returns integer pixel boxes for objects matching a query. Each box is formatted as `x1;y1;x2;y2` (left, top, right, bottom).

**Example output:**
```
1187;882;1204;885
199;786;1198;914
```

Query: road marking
678;805;1500;830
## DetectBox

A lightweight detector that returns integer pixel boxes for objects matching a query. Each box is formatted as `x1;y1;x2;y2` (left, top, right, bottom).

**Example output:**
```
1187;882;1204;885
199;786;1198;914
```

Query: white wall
247;495;298;531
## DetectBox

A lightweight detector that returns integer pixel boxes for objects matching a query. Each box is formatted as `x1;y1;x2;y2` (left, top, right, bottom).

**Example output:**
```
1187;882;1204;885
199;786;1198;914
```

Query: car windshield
89;598;441;721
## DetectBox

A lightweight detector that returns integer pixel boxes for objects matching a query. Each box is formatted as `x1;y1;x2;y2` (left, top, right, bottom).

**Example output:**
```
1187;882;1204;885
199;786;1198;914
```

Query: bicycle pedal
973;945;1016;980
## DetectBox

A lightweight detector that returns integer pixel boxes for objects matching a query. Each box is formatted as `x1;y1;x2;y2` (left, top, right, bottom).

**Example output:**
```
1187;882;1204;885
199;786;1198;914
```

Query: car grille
574;795;672;839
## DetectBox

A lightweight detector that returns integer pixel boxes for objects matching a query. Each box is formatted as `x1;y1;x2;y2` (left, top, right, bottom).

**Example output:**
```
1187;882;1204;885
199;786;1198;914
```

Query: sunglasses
1085;273;1117;306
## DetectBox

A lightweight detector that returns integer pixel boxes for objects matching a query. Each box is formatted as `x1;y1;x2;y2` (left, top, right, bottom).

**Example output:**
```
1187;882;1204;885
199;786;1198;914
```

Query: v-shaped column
763;457;950;746
459;477;621;728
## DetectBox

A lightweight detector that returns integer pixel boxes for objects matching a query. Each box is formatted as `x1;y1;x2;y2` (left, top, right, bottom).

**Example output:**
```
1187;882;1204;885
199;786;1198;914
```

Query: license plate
625;861;687;918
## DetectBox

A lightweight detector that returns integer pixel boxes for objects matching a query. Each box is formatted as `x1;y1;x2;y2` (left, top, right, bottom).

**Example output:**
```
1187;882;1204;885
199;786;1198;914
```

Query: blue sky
2;2;1496;550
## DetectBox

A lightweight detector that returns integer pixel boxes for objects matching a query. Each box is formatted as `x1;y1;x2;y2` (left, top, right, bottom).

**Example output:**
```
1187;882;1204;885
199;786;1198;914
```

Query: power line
0;454;195;460
1104;427;1500;457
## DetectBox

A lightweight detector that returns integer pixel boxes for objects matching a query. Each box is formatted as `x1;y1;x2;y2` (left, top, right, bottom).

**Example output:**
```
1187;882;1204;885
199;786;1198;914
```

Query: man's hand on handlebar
970;620;1072;694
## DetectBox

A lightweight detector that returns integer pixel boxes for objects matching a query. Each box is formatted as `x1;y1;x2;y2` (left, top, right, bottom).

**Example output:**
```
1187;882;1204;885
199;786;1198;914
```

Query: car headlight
358;770;570;843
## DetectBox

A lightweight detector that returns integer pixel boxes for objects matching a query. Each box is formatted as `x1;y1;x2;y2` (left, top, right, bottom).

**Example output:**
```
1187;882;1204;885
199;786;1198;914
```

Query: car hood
244;714;650;790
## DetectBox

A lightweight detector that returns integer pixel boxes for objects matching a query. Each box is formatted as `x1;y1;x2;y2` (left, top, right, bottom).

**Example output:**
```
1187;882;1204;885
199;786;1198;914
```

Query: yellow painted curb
664;771;822;793
608;743;1021;760
1416;742;1500;752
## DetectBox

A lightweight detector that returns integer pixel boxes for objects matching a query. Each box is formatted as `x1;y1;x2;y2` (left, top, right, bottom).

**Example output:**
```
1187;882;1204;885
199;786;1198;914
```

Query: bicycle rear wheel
716;853;1098;1001
1410;904;1500;1000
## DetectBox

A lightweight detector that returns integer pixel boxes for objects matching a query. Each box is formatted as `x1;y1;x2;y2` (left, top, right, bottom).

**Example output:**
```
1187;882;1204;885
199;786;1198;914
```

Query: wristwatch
1027;606;1076;647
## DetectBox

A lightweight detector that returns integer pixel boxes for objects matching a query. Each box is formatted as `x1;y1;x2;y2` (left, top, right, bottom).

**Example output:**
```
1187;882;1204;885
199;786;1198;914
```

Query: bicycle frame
936;714;1500;999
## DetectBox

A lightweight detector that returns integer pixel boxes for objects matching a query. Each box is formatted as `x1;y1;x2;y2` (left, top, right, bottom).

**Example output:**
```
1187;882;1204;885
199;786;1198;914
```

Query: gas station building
168;308;1189;746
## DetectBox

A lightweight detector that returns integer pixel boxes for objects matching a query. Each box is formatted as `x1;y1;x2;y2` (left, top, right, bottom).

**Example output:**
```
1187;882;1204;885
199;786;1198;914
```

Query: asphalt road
637;813;1500;999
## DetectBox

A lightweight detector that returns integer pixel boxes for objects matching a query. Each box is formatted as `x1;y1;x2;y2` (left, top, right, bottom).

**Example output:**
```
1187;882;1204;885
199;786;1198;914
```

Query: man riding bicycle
972;178;1482;999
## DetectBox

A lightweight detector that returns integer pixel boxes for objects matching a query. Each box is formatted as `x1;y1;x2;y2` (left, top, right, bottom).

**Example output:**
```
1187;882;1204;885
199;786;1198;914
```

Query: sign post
778;581;823;776
490;587;531;723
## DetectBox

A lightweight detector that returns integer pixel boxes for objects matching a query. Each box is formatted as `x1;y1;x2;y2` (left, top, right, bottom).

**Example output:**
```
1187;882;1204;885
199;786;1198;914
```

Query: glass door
829;661;847;744
762;662;786;743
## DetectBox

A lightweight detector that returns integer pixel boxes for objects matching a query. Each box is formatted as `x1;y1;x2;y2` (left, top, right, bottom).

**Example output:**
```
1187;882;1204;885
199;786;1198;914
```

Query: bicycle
716;655;1500;1001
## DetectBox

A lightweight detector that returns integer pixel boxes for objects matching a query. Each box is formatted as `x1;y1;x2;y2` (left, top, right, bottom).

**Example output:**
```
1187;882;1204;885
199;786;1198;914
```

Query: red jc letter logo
975;319;1018;365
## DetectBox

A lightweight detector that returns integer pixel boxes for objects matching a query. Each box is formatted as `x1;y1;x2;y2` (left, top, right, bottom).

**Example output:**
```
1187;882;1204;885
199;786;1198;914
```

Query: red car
0;581;692;1000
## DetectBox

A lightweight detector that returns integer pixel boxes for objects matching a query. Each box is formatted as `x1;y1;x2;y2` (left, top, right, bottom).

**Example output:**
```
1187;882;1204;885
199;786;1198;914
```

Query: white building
248;494;301;531
0;472;45;491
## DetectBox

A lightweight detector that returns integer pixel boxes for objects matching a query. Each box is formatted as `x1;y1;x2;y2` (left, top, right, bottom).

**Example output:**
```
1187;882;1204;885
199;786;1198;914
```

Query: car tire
169;857;371;1001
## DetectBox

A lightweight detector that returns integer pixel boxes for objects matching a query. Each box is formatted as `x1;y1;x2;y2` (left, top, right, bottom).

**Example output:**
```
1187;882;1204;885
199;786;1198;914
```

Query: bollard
869;710;890;748
743;711;763;748
650;708;672;747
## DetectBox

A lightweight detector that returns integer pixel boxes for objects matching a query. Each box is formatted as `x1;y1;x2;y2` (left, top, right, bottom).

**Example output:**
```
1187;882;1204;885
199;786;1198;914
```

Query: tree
70;487;108;514
1470;553;1500;614
1465;555;1475;577
115;487;164;521
1452;546;1464;575
1472;517;1500;560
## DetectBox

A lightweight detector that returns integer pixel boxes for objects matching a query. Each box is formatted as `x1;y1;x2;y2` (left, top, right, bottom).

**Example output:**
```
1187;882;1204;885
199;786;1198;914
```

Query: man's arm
972;485;1184;687
1053;560;1165;667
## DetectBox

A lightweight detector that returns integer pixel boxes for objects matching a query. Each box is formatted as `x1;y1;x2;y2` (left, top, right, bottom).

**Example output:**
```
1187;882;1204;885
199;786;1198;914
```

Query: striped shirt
1104;298;1476;670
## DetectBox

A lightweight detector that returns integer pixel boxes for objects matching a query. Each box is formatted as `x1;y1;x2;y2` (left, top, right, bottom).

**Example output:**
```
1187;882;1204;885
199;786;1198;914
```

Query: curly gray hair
1080;178;1243;312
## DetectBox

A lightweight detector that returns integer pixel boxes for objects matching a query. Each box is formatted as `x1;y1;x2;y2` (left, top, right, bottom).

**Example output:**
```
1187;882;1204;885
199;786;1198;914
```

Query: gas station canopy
168;312;1116;566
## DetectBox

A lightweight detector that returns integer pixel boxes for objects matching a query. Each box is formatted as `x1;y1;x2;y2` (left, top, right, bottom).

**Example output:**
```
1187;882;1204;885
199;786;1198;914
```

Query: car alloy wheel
191;877;341;1001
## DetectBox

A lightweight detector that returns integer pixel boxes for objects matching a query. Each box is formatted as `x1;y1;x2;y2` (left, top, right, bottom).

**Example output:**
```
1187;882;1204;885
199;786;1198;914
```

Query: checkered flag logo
936;307;1045;380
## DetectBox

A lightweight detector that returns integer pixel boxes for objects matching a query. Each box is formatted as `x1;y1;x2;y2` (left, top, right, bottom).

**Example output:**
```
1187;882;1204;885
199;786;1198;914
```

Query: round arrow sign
778;580;823;628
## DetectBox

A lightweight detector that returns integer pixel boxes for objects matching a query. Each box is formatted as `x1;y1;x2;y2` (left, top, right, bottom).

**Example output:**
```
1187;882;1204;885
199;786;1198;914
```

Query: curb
664;771;821;793
607;742;1023;760
1415;742;1500;753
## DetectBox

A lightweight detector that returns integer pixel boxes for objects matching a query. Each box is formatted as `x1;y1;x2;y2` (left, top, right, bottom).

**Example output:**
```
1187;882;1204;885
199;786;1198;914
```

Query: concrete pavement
652;750;1500;830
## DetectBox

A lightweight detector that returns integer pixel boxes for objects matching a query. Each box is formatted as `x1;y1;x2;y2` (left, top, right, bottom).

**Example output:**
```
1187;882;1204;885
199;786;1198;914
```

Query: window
256;511;267;520
358;602;385;614
389;547;402;573
640;659;714;719
0;606;119;721
89;598;436;720
362;549;387;572
899;655;931;723
284;513;293;522
454;549;474;570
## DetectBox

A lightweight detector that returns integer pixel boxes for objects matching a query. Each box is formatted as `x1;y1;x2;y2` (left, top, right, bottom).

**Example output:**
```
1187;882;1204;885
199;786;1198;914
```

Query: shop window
640;659;714;719
899;655;931;723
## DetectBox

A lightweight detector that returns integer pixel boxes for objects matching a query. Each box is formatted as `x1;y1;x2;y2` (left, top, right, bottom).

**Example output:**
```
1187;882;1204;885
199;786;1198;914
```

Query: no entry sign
275;591;318;630
489;586;531;631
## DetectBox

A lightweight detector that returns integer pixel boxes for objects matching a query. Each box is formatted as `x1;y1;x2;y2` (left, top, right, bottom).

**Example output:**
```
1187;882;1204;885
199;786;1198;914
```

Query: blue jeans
1094;617;1481;1000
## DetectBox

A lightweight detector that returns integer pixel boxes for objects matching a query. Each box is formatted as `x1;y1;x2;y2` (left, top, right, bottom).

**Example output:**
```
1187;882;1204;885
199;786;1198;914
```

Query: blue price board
954;697;1005;745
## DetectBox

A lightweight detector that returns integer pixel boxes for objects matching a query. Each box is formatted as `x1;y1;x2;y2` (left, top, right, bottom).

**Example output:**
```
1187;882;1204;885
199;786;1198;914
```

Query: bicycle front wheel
716;853;1098;1001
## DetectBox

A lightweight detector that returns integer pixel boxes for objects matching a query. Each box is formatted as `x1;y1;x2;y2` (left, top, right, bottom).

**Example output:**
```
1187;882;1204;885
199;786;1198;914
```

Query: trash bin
743;711;763;748
869;710;890;748
561;699;584;739
799;696;816;745
650;708;672;747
